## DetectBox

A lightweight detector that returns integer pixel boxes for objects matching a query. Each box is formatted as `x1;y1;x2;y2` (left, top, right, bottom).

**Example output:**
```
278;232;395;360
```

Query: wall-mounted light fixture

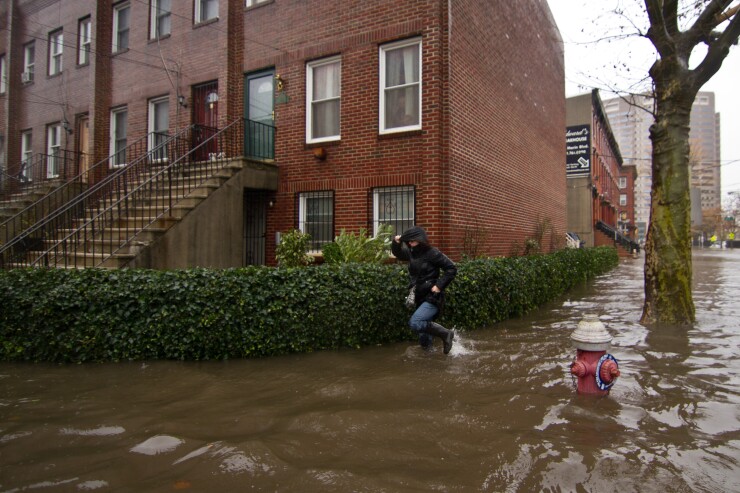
178;95;188;108
269;198;276;208
275;74;284;92
313;147;327;161
61;118;73;134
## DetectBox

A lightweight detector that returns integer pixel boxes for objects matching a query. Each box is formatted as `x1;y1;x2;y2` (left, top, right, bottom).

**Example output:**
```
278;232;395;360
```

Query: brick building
0;0;566;268
566;89;638;254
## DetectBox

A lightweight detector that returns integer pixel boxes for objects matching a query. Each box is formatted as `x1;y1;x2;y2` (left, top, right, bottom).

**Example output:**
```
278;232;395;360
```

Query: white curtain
312;62;340;138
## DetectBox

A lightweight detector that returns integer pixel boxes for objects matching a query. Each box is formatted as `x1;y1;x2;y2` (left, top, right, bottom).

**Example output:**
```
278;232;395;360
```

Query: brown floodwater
1;249;739;492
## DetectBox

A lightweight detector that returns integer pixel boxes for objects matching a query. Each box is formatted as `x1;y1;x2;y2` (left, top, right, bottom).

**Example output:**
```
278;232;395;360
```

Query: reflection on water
1;250;739;492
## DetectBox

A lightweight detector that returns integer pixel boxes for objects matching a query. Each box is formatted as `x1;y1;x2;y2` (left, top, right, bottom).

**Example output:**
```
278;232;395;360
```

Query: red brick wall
244;0;566;261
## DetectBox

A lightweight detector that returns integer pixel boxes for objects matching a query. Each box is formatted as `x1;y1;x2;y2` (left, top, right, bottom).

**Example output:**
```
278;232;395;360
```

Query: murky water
1;249;739;492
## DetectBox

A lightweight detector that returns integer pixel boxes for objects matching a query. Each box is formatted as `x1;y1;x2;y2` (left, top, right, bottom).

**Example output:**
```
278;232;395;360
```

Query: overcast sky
547;0;740;200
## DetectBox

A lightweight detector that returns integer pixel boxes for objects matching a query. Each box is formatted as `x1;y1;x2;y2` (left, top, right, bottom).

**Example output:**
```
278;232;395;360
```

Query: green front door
244;70;274;159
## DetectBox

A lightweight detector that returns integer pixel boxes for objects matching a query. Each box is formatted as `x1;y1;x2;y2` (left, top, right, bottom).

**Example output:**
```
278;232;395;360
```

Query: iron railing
0;150;83;200
1;117;274;269
596;220;640;252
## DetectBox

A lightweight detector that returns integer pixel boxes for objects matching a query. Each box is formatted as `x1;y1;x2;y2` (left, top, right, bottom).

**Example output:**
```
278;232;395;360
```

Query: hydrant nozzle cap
570;313;613;351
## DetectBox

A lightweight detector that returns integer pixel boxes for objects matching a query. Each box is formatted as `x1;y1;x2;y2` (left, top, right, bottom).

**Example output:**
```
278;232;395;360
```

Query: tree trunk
641;70;696;325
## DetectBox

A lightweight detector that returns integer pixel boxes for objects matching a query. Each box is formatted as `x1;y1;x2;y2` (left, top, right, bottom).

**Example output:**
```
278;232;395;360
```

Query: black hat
400;226;428;244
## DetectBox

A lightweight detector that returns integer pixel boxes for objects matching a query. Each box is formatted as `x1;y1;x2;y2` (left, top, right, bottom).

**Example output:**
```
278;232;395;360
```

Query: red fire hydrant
570;314;620;395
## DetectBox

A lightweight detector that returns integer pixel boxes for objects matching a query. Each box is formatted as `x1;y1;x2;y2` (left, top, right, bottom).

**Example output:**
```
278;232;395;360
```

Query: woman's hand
431;285;441;294
394;235;401;243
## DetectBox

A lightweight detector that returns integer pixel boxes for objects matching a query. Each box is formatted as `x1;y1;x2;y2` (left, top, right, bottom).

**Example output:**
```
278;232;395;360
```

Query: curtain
312;62;340;138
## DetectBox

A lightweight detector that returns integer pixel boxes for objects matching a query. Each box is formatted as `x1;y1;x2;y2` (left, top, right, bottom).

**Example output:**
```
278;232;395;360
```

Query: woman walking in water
391;226;457;354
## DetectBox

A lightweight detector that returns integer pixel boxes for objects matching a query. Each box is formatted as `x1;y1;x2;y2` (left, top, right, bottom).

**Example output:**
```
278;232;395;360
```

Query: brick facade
1;0;566;266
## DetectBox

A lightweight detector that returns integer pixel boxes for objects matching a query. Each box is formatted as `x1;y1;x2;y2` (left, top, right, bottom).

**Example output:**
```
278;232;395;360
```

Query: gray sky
547;0;740;200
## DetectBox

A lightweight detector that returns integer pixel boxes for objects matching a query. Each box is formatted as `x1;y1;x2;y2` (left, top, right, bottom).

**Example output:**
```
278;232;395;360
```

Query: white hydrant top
570;313;613;351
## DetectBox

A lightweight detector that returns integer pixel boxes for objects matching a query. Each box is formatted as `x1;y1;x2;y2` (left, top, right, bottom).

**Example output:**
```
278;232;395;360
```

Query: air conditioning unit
21;71;33;83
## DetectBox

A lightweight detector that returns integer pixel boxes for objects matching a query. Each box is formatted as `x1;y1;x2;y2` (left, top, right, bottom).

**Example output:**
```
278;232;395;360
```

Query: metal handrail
0;129;189;267
1;118;274;269
0;150;84;199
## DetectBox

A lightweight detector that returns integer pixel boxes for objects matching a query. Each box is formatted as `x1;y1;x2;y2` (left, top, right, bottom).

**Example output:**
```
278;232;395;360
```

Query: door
192;81;219;161
244;70;274;159
244;189;268;265
77;116;90;183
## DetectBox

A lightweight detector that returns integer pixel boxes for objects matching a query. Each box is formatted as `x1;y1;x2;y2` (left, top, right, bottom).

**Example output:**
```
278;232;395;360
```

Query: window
620;194;627;206
23;43;35;83
246;0;270;7
150;0;171;39
47;123;62;178
110;107;128;167
373;186;415;236
20;131;33;181
195;0;219;23
0;54;6;94
48;30;63;76
78;17;92;65
618;177;627;189
298;191;334;251
306;56;341;143
148;97;169;162
113;2;130;53
379;38;421;134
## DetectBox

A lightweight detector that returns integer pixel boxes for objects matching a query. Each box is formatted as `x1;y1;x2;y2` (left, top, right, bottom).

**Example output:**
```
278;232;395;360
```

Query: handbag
405;287;416;309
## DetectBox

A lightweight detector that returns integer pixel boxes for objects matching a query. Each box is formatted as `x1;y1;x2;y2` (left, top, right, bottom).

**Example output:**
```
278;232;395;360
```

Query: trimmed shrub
0;247;618;362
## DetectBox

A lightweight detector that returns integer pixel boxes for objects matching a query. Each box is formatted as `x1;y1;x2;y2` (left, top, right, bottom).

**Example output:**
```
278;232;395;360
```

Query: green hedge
0;247;618;363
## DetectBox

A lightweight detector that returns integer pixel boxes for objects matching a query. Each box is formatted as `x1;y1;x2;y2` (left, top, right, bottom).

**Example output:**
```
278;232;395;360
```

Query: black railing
1;132;160;261
0;150;83;200
596;220;640;252
244;118;275;160
1;120;247;269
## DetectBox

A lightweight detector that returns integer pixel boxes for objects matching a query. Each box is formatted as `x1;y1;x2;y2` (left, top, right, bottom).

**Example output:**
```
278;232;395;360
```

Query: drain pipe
569;314;620;395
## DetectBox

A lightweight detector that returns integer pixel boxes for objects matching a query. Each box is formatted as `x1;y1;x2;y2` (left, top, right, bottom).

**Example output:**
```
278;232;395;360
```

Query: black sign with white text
566;125;591;177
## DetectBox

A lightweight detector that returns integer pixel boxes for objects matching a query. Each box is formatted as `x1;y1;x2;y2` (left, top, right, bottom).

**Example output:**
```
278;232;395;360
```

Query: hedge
0;246;618;363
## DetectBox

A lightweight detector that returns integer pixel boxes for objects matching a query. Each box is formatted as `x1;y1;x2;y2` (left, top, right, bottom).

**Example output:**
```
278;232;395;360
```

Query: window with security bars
372;186;415;236
298;191;334;251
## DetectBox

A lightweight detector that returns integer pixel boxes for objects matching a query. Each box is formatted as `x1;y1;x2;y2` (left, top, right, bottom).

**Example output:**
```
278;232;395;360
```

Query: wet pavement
1;249;739;492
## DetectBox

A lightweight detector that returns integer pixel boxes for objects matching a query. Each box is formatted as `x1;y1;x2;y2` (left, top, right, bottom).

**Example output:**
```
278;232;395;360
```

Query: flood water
1;249;739;492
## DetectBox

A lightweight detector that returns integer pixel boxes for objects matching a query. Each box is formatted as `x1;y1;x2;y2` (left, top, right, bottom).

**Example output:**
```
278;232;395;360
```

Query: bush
0;247;618;363
275;230;314;267
322;224;393;264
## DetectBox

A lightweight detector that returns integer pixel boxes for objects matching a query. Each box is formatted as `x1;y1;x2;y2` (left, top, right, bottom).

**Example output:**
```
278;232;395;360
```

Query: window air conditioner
21;71;33;83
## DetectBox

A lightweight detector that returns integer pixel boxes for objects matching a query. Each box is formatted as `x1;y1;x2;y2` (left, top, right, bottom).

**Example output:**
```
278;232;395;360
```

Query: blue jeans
409;302;438;347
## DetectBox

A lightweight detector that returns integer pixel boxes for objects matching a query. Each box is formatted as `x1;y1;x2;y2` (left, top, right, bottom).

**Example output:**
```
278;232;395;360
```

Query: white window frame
113;2;131;53
195;0;219;23
306;56;341;144
618;177;627;189
48;30;63;76
148;96;170;162
110;107;128;168
0;54;6;94
78;17;92;65
298;191;334;252
246;0;269;7
372;186;415;237
20;131;33;182
620;194;628;206
23;43;35;83
46;123;62;178
379;37;422;134
150;0;172;39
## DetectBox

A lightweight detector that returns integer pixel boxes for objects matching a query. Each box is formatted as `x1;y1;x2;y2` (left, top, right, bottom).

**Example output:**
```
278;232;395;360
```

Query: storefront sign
566;125;591;177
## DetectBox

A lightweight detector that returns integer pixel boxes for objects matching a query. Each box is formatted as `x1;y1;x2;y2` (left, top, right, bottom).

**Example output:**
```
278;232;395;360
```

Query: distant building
566;89;637;255
603;91;721;242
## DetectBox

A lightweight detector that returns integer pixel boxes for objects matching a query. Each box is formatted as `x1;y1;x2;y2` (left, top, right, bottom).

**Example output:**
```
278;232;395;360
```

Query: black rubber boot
425;322;454;354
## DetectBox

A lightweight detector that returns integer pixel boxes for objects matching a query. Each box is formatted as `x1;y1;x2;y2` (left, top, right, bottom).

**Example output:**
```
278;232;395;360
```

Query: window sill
148;34;171;43
246;0;274;11
193;18;219;29
378;129;424;140
112;48;130;57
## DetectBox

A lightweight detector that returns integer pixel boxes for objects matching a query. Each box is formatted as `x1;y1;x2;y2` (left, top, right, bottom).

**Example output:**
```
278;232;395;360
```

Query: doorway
244;70;274;159
244;189;268;265
192;81;219;161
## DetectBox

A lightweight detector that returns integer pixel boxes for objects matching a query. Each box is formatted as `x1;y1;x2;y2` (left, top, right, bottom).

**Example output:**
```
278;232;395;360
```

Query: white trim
110;107;128;168
48;30;63;76
112;2;130;53
78;17;92;65
306;56;341;144
46;124;61;178
379;37;422;135
0;54;6;94
148;96;170;162
150;0;171;39
195;0;219;23
20;131;33;182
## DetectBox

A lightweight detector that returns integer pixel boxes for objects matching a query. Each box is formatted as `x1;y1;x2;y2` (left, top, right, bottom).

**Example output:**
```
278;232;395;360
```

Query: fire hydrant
570;314;620;395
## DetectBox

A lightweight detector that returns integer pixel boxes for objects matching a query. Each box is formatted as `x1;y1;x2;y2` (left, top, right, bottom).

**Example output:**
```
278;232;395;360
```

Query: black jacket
392;232;457;308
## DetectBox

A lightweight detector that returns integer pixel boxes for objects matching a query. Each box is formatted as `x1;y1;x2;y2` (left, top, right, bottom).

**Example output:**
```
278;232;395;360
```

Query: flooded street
1;249;739;492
